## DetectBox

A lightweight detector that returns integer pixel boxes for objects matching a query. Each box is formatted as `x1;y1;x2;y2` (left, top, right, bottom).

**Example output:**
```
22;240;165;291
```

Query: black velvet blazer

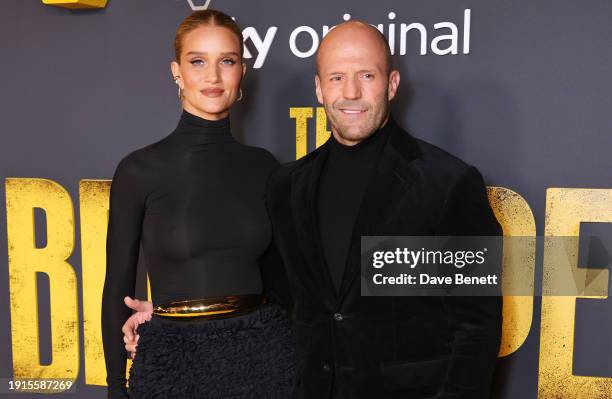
264;117;502;399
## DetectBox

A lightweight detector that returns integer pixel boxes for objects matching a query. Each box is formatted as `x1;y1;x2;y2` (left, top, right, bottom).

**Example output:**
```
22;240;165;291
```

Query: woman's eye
190;59;205;66
221;58;237;65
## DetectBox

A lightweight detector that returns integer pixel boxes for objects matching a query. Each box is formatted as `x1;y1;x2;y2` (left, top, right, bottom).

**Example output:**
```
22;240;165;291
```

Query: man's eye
330;76;342;82
363;73;374;79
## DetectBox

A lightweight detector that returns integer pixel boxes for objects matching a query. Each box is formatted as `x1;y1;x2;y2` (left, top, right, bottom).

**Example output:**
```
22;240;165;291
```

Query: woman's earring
174;76;182;99
237;88;243;102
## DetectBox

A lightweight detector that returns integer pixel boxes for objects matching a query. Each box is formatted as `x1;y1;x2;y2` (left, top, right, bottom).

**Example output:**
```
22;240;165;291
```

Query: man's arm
121;297;153;358
436;166;503;399
260;240;293;315
261;169;294;316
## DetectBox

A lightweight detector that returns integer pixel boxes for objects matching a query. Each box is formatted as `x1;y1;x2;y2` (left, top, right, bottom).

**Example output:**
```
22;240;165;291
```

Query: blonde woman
101;10;296;399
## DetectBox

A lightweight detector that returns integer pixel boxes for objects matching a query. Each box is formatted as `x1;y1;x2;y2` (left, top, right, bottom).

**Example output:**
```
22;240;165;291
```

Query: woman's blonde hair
174;9;244;62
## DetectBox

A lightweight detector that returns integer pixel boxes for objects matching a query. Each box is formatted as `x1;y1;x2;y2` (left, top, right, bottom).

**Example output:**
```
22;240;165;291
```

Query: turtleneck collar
326;116;394;171
168;110;234;145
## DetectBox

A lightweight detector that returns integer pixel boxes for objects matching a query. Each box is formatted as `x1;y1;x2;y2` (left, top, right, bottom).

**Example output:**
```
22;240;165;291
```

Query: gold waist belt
152;294;265;318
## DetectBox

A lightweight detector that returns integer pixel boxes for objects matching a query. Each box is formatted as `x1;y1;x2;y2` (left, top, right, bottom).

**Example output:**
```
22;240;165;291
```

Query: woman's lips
201;88;225;97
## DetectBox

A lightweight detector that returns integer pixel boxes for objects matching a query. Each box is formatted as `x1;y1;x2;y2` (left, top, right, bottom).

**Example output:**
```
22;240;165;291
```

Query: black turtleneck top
101;110;278;398
317;120;391;292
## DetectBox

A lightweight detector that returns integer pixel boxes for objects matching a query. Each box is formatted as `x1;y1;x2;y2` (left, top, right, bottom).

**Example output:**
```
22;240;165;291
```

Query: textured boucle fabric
128;304;297;398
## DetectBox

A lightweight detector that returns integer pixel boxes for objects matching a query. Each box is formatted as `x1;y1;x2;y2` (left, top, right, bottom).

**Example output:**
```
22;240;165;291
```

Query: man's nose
342;76;361;100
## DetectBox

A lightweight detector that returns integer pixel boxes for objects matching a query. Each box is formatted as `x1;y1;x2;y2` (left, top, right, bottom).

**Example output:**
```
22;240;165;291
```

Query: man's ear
387;69;400;101
171;61;183;89
315;74;324;105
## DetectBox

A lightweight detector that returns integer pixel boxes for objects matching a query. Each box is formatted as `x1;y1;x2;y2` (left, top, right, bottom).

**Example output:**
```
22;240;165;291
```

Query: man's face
315;24;400;146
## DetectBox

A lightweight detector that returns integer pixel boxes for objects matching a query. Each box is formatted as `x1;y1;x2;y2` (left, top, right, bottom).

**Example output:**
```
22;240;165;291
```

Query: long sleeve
101;156;146;399
435;166;503;399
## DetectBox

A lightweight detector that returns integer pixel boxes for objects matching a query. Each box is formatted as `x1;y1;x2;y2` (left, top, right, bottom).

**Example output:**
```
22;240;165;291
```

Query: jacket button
333;313;343;321
322;364;331;372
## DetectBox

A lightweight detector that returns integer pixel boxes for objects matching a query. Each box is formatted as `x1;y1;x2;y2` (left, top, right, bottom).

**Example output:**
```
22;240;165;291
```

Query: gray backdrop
1;0;611;397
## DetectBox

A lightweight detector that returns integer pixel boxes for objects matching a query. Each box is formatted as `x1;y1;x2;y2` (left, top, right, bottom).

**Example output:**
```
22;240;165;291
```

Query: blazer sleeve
101;157;146;399
260;239;294;315
435;166;503;399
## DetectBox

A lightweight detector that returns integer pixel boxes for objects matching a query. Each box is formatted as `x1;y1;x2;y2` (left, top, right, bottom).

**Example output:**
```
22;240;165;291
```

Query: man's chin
334;128;375;144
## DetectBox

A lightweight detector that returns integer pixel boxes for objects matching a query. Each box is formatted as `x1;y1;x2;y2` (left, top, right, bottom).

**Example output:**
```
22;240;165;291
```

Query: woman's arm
101;156;146;399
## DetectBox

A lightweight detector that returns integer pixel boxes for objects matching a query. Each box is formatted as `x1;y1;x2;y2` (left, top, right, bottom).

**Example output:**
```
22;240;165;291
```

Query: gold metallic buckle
152;295;264;318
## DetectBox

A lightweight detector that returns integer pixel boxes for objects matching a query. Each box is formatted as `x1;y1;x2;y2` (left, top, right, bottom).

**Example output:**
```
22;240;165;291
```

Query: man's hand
121;296;153;359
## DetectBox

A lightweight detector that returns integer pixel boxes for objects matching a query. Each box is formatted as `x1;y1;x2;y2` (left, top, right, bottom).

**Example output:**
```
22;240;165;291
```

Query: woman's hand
121;296;153;359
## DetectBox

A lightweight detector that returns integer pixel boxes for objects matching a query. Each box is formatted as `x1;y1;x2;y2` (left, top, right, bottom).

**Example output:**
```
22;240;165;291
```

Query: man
122;21;502;399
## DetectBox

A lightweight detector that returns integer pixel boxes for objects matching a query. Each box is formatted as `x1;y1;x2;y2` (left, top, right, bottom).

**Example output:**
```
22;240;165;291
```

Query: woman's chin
187;105;230;120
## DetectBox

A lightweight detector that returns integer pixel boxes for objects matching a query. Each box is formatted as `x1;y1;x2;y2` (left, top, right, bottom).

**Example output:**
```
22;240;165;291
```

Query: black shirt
317;120;391;292
101;110;278;398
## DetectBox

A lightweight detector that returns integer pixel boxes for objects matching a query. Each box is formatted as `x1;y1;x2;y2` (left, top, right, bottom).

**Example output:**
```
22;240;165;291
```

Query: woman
101;10;296;399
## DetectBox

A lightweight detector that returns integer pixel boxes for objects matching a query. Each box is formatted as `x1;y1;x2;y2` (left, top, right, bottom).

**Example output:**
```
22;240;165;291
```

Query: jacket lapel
337;122;422;304
290;142;338;305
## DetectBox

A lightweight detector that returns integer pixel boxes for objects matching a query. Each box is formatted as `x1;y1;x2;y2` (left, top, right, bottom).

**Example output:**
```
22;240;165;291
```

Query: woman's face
172;25;245;120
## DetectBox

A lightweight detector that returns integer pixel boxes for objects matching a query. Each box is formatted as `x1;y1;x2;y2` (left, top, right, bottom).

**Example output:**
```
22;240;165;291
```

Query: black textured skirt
128;303;297;399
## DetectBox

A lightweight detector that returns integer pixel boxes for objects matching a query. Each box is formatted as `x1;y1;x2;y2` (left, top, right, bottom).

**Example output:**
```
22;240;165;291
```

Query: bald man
265;22;502;398
122;20;502;399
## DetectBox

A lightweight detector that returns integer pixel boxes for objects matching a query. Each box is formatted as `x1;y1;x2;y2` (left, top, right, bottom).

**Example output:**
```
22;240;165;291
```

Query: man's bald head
313;20;400;146
316;21;393;76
